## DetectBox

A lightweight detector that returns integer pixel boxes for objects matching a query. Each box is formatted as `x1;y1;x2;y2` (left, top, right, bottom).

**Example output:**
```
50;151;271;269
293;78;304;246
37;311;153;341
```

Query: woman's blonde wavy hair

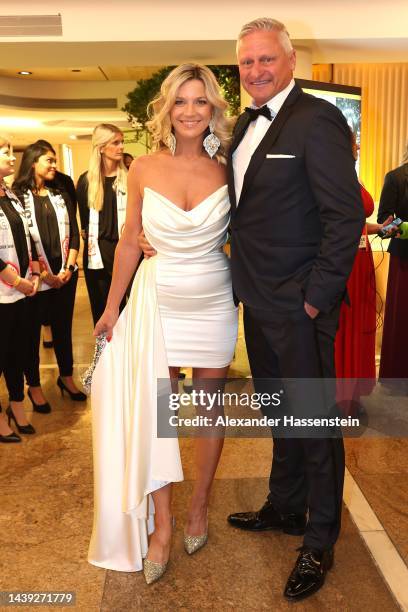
146;64;231;165
87;123;127;212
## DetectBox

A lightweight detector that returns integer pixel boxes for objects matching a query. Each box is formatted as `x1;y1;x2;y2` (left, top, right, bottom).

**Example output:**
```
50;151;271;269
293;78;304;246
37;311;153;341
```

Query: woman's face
170;79;213;140
100;133;124;163
0;143;16;179
33;150;57;182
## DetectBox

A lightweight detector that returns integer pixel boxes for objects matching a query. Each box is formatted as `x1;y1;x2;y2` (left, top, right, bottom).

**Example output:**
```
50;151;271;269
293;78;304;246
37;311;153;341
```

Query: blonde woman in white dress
89;64;238;583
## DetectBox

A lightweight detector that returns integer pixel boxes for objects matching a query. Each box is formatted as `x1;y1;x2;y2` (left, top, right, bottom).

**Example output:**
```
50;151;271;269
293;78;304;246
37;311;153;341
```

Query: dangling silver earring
165;132;177;156
203;119;221;159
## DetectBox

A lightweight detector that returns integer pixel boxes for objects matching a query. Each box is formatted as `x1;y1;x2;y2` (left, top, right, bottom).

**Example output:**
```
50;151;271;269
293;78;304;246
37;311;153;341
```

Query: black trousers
243;302;345;552
25;271;78;386
84;266;126;326
0;298;28;402
41;301;51;327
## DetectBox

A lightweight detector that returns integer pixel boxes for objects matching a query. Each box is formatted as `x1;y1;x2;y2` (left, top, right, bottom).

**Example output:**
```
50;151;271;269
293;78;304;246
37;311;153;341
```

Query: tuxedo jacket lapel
235;84;303;210
231;113;252;154
228;113;251;211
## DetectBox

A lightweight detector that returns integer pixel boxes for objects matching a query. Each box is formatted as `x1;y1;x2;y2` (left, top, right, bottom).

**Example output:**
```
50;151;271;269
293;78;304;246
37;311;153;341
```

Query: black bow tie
245;105;273;122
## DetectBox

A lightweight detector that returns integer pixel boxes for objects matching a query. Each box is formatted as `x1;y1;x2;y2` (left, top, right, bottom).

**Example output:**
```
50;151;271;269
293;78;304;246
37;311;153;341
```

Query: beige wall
2;0;408;42
0;75;135;106
62;142;90;184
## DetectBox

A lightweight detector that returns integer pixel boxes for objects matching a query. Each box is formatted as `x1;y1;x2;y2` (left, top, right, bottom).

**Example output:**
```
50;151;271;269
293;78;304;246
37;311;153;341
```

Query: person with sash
0;135;40;442
35;138;79;351
76;124;128;325
14;142;85;411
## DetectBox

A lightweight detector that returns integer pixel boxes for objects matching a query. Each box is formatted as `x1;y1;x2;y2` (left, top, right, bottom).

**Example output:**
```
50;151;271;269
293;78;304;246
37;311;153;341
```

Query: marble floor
0;276;407;611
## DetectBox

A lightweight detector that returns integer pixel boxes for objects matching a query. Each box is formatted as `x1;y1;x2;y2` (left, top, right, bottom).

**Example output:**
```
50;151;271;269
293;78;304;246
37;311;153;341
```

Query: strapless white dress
88;185;238;572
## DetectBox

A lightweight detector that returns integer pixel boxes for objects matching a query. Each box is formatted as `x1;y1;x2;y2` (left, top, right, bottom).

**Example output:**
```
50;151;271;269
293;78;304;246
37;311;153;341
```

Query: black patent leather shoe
284;546;334;601
227;500;306;535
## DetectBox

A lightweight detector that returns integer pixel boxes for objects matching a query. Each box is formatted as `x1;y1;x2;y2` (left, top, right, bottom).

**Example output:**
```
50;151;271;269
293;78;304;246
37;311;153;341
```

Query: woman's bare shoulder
130;150;170;170
206;156;227;182
129;154;149;171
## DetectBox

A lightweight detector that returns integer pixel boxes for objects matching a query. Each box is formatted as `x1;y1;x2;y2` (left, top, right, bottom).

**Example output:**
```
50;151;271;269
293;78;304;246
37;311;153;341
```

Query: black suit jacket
227;83;365;314
377;163;408;259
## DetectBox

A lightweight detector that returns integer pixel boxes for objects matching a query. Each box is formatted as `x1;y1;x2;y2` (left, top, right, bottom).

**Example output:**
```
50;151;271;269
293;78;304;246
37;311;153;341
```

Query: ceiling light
69;134;78;140
18;71;32;75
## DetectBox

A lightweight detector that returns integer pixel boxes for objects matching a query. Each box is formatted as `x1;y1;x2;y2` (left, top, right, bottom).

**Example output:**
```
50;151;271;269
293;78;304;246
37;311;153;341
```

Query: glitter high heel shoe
143;558;168;585
184;515;208;555
184;532;208;555
143;516;175;585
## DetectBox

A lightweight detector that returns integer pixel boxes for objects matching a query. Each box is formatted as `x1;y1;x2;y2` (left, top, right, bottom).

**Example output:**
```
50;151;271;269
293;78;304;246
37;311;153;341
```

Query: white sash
88;186;126;270
23;190;70;292
0;186;32;304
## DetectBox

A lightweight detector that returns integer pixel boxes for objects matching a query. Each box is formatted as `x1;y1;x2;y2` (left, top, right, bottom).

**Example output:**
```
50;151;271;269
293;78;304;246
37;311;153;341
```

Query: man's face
237;30;296;107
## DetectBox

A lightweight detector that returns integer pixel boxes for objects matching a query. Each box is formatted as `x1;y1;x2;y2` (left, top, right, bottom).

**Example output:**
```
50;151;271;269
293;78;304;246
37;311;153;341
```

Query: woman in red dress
335;134;392;416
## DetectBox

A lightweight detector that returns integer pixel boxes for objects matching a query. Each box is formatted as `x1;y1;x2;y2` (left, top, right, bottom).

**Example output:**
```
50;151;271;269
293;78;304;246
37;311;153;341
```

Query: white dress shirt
233;79;296;205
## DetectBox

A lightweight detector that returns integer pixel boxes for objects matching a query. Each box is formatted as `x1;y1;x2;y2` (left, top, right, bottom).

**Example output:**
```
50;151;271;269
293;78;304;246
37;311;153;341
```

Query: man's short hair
237;17;293;54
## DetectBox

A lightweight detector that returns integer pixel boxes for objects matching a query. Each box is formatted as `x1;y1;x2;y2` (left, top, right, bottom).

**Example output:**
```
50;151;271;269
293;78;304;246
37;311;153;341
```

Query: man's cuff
304;289;337;314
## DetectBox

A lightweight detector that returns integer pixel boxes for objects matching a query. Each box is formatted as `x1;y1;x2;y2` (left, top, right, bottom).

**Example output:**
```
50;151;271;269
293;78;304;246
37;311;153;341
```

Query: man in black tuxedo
227;18;365;601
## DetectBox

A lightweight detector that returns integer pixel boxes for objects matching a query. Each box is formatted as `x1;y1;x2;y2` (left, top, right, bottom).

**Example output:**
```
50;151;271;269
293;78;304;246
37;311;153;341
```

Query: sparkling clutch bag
80;333;108;395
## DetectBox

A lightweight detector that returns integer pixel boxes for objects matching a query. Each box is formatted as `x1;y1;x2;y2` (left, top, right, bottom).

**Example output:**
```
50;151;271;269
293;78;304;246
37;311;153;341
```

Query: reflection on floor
0;276;407;611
